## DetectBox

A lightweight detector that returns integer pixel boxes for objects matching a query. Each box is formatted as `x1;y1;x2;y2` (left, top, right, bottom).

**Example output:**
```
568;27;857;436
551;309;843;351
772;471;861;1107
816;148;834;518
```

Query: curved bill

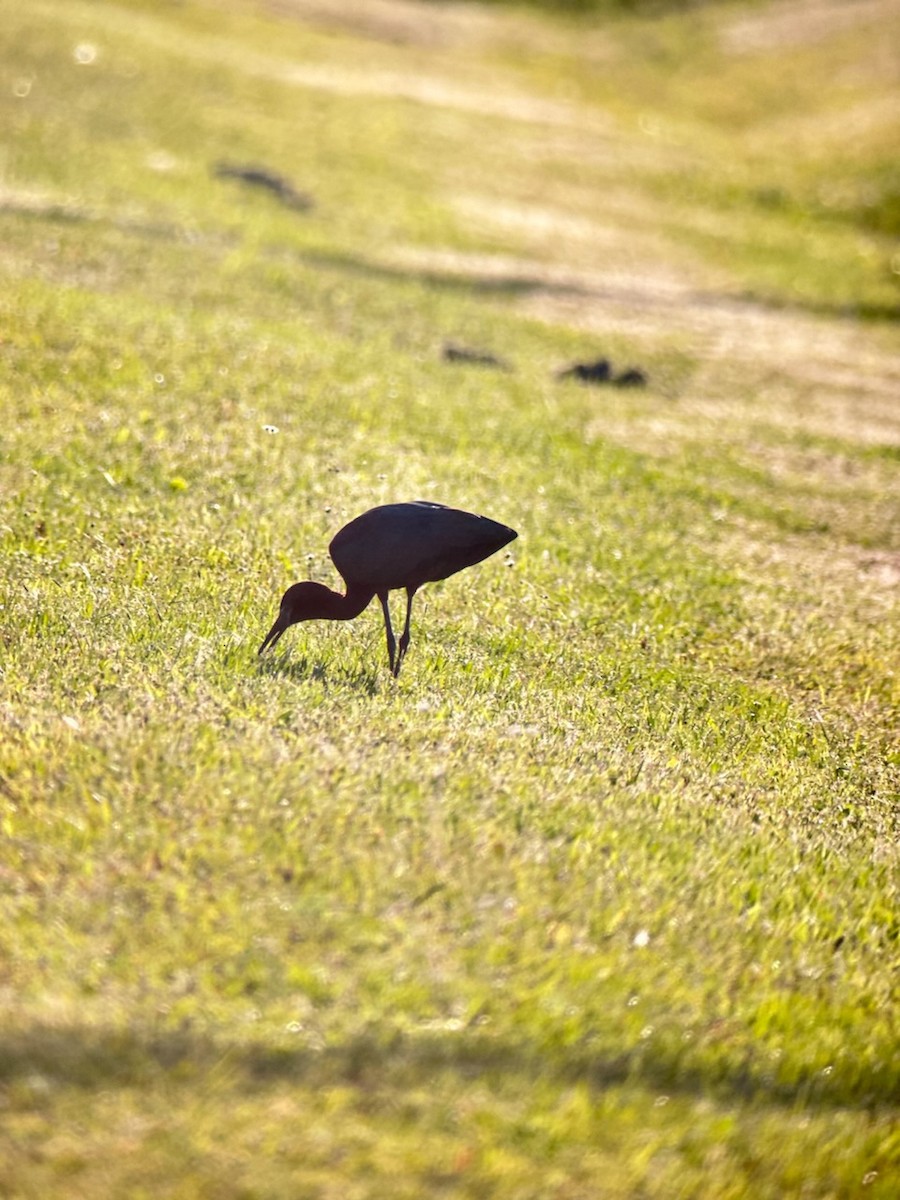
258;618;286;656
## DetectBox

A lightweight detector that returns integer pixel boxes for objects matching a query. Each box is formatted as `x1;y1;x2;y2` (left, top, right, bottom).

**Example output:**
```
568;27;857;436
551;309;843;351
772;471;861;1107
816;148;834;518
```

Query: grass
1;0;898;1195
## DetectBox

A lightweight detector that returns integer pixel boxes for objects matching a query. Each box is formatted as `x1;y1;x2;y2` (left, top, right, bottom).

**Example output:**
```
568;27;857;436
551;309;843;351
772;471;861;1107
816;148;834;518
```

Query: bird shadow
256;651;381;695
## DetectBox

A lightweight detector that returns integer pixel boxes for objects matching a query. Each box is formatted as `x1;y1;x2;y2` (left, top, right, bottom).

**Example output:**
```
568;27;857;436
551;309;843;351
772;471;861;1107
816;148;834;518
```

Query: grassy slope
1;0;898;1195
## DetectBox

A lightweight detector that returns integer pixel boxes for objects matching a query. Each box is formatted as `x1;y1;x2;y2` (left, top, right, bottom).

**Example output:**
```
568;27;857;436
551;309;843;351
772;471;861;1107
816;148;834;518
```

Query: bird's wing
330;503;515;591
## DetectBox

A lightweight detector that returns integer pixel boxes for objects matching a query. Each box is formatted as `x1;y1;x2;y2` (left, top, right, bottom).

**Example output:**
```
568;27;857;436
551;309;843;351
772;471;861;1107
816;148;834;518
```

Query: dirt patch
753;93;900;155
720;0;895;55
259;0;617;62
0;184;84;218
857;549;900;589
279;60;612;129
453;193;696;261
261;0;501;47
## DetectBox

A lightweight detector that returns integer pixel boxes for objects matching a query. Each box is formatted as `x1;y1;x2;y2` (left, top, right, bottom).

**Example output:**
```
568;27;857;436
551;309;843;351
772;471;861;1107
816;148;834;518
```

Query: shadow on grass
0;1021;893;1114
7;200;895;322
293;246;591;301
0;200;236;249
257;650;381;695
290;247;900;323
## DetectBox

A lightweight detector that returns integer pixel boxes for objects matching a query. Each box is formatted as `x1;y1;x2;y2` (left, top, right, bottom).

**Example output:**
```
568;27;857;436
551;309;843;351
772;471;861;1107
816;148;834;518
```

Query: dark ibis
258;501;517;677
557;357;611;385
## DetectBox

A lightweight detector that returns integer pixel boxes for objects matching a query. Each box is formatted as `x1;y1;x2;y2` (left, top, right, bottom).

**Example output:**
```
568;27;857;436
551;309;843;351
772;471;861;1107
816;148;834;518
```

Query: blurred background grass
1;0;898;1195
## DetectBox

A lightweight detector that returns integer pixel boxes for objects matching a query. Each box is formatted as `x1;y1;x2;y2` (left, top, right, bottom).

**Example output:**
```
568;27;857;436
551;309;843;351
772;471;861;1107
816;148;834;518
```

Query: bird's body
329;502;514;593
259;501;517;676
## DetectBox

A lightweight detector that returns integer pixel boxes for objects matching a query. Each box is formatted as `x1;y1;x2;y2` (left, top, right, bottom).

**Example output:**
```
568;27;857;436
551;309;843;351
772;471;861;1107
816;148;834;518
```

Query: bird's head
258;582;336;655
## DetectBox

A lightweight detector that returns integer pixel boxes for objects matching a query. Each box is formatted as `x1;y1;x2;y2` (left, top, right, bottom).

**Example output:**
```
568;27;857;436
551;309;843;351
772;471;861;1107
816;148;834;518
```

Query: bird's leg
396;587;416;676
378;591;396;675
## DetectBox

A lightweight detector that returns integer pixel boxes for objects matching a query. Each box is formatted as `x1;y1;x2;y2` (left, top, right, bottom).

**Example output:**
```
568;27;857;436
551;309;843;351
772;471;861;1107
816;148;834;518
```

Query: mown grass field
1;0;898;1195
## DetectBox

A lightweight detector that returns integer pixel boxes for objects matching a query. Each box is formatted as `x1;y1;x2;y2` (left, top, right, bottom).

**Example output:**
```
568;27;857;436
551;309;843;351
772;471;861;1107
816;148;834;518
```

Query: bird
556;357;611;385
258;501;517;677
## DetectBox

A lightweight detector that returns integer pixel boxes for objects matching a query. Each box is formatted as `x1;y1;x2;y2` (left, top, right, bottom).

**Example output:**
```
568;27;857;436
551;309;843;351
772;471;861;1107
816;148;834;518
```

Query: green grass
1;0;898;1195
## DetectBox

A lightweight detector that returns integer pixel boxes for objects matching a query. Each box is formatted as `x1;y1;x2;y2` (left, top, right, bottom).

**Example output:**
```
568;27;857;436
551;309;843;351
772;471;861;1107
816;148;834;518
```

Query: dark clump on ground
557;357;648;388
613;367;648;387
557;357;612;384
442;342;509;369
212;162;314;211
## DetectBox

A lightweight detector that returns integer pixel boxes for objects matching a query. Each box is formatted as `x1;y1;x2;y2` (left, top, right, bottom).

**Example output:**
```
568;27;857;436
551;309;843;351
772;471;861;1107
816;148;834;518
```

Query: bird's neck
324;583;373;621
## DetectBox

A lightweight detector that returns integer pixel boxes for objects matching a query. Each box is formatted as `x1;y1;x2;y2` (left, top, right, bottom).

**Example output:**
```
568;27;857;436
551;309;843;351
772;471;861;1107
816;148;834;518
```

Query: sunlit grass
1;0;898;1195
